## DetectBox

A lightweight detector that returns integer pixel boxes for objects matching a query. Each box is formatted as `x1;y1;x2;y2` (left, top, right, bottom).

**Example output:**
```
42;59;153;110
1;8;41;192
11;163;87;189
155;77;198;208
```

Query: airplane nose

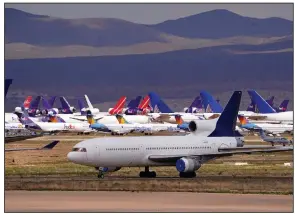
67;152;86;164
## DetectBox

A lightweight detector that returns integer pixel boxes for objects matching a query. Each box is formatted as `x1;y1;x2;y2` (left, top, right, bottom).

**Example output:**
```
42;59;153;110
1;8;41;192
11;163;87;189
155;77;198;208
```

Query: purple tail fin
60;97;71;109
276;99;289;112
266;96;275;107
48;96;56;108
42;97;51;109
30;96;41;109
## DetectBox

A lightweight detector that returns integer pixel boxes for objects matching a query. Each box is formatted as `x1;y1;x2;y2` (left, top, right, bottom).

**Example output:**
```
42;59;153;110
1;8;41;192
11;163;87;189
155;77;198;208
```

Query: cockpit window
72;147;87;152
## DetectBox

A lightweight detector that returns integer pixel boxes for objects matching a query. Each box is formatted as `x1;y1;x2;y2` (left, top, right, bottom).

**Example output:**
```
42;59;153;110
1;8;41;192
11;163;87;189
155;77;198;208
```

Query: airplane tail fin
113;96;127;110
247;90;276;114
18;107;36;125
189;96;201;108
208;91;242;137
277;99;289;112
48;96;56;108
237;115;248;125
138;95;150;109
42;141;59;150
266;96;275;107
86;111;95;125
246;101;256;112
127;96;142;109
148;92;173;113
60;97;72;112
30;96;41;109
115;114;130;124
5;79;13;98
175;114;184;125
23;96;33;109
42;97;51;110
84;95;94;109
200;91;223;113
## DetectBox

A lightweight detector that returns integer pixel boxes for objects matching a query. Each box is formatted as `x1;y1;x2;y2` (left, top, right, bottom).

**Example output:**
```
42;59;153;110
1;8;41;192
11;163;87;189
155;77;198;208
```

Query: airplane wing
148;146;293;163
5;141;59;152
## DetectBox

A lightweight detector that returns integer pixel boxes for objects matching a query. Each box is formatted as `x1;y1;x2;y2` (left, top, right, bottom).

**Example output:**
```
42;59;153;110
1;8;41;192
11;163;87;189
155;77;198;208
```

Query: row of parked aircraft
5;79;293;137
67;91;293;178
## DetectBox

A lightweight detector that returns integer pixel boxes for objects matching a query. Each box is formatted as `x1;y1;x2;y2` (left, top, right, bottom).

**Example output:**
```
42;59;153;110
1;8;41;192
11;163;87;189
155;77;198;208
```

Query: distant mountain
5;42;293;102
151;9;293;39
5;8;168;47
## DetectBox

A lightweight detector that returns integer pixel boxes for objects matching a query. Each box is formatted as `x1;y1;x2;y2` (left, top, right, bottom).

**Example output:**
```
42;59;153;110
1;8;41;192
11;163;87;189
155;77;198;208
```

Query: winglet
41;141;59;150
208;91;242;137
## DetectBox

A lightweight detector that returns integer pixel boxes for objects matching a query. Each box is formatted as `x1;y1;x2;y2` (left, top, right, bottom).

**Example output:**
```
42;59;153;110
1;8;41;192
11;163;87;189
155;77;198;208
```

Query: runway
5;191;293;212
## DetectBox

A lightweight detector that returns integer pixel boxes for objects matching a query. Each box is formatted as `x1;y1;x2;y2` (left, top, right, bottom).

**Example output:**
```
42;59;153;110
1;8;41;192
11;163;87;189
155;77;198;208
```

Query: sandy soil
5;191;293;212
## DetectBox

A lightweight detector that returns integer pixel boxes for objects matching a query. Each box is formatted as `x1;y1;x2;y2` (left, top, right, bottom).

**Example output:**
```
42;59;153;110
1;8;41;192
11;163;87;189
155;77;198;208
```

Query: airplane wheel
150;171;157;178
97;173;104;179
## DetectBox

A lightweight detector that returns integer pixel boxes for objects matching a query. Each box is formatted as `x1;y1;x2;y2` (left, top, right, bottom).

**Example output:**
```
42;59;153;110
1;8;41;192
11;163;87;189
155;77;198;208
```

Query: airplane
5;140;59;152
40;96;59;115
148;92;206;123
258;129;292;147
5;79;13;97
247;90;293;123
68;91;292;179
115;114;180;135
18;109;93;134
238;115;293;135
79;95;100;115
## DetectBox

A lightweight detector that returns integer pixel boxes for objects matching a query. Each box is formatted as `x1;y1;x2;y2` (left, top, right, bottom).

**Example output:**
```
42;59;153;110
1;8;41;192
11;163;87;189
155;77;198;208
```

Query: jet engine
188;119;217;135
183;107;189;112
14;107;22;113
100;167;121;172
52;108;59;114
176;158;201;173
41;109;48;115
70;106;76;113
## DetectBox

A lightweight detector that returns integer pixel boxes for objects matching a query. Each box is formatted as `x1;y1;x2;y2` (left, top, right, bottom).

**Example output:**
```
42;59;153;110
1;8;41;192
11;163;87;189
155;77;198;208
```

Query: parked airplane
274;99;289;112
238;115;293;135
247;90;293;122
259;129;292;147
18;109;93;134
41;96;59;115
123;96;142;115
5;140;59;152
59;96;76;114
68;91;292;179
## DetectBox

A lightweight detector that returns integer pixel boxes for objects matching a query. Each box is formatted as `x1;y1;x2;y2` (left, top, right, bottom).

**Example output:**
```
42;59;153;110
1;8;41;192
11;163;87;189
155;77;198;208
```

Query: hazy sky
5;3;293;24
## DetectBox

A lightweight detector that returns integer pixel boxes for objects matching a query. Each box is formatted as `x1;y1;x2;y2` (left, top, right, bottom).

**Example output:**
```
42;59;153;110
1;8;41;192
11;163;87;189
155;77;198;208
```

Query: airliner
19;110;94;134
68;91;292;179
247;90;293;123
238;115;293;135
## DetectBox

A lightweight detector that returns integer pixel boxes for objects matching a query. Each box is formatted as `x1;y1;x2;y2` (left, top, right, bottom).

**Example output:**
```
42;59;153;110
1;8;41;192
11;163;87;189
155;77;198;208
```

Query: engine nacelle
14;107;22;113
108;108;114;114
188;120;217;135
101;167;121;172
70;106;76;113
52;108;59;114
176;158;201;173
191;107;198;113
35;109;41;115
42;109;48;115
188;121;198;132
183;107;189;112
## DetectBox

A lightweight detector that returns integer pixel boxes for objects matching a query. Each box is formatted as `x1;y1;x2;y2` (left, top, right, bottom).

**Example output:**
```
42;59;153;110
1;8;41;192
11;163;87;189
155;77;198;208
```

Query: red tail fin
23;96;33;109
110;96;126;114
138;95;150;109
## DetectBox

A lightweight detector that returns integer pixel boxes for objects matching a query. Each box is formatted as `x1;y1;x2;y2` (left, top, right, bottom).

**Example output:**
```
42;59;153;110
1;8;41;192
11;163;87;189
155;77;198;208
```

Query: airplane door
139;145;144;155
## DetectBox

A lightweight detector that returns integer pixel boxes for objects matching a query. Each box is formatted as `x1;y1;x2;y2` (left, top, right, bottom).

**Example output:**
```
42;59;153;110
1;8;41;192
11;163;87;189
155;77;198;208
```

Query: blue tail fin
247;90;276;113
133;96;142;108
148;92;174;113
189;96;200;108
200;91;223;113
208;91;242;137
5;79;13;98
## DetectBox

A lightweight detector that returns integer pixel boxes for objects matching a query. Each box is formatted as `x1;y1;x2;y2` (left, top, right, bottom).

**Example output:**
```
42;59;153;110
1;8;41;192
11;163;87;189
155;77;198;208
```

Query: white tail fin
84;95;94;109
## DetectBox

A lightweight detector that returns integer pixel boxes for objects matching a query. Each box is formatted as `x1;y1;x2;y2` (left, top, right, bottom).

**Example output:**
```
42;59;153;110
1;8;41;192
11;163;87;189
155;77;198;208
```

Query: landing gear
179;171;196;178
96;167;105;179
139;166;157;178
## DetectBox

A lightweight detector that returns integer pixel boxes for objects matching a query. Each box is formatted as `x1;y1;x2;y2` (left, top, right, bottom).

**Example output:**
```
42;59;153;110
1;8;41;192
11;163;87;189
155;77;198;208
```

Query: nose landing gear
95;167;105;179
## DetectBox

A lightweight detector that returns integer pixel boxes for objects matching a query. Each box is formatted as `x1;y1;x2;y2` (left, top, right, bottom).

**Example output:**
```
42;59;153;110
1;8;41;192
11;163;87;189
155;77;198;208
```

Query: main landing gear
179;171;196;178
139;166;157;178
96;167;105;179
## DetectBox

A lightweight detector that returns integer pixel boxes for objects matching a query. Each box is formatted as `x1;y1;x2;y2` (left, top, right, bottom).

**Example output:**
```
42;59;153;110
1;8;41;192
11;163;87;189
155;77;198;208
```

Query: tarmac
5;191;293;212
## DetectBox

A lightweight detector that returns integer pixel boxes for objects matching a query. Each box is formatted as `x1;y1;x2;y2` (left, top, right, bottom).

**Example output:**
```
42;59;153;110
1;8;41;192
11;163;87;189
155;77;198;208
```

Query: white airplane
19;110;94;134
68;91;292;178
238;115;293;135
